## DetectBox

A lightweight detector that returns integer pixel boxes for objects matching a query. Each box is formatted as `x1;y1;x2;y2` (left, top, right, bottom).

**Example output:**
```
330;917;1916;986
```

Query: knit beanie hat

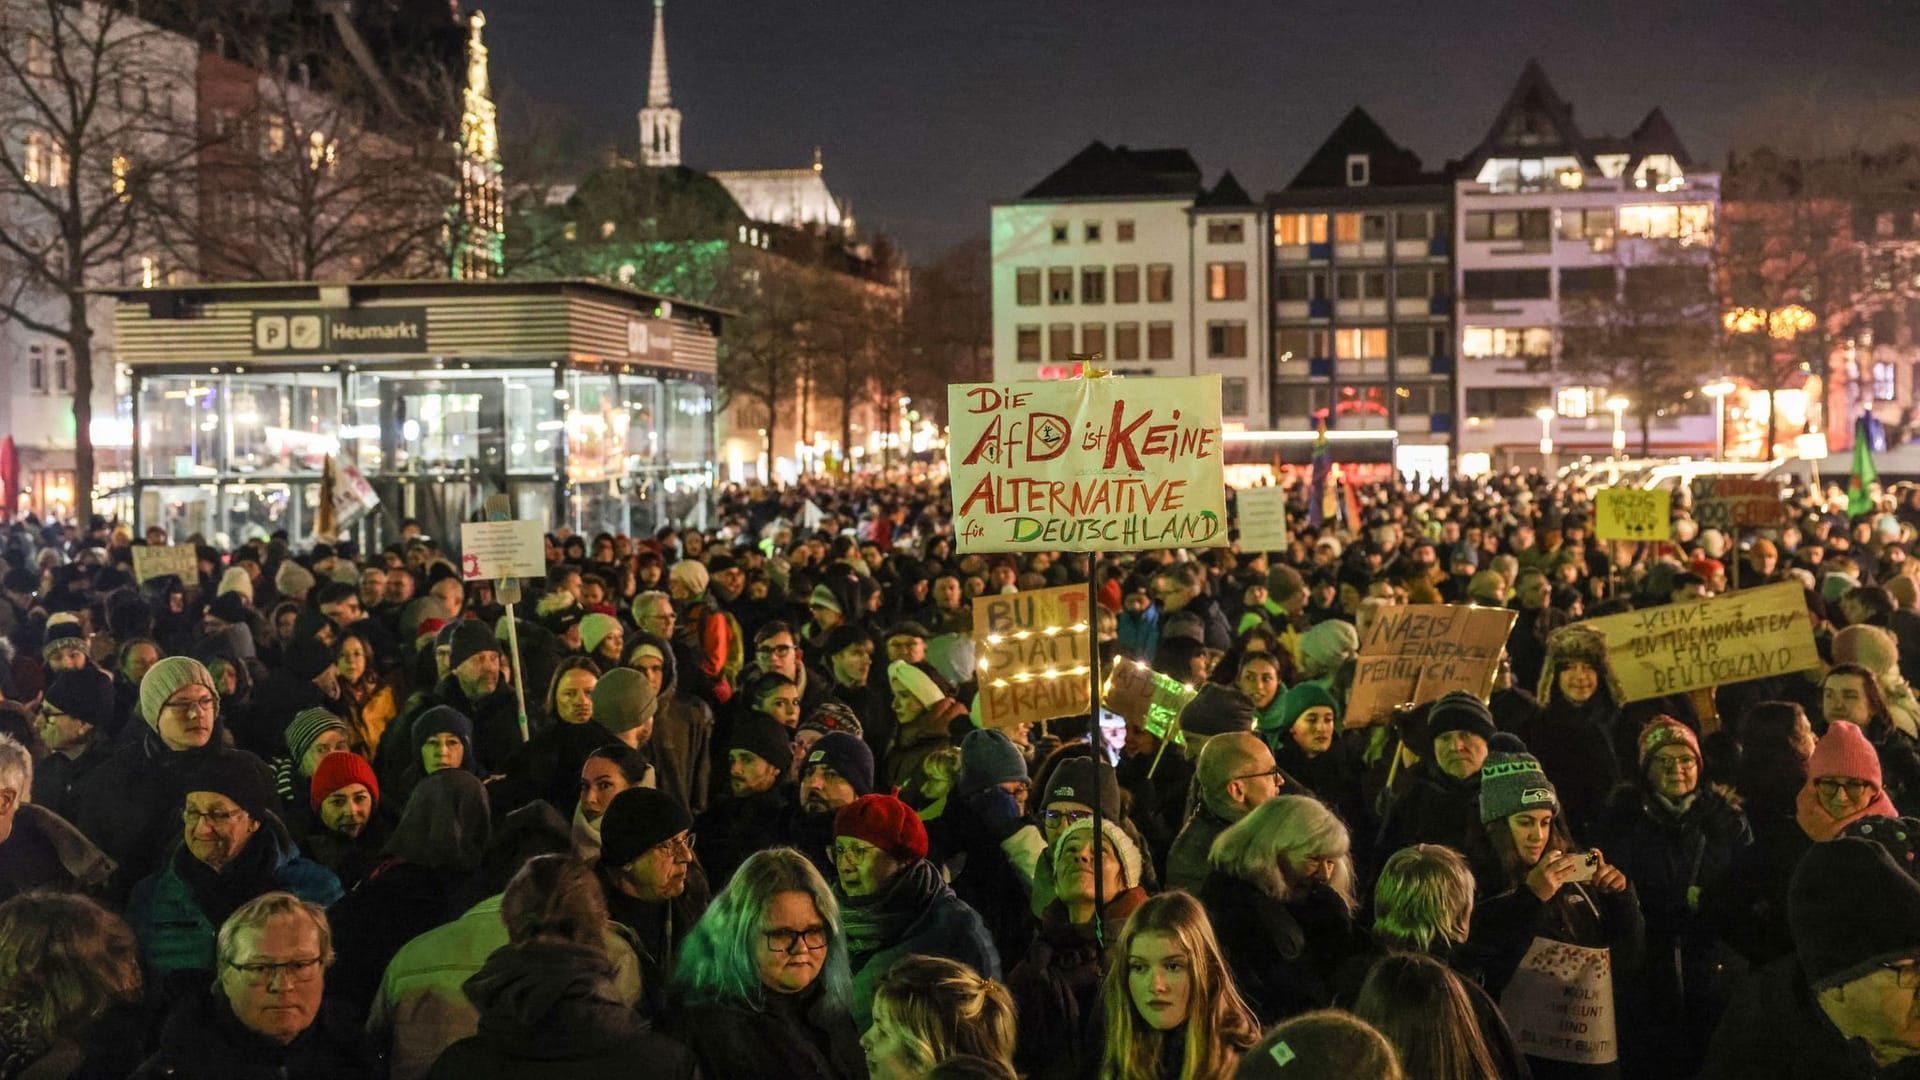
598;787;694;869
591;667;658;735
1427;691;1497;746
957;728;1028;794
1479;752;1559;823
801;731;875;796
1822;572;1860;604
1845;815;1920;879
1045;757;1122;819
284;708;350;765
284;631;339;682
888;660;944;708
1834;625;1899;678
139;656;218;729
185;753;276;823
432;620;462;652
41;613;84;660
217;565;254;600
580;613;621;655
1790;837;1920;988
1298;620;1359;679
413;705;477;769
809;584;843;615
1264;683;1339;736
43;666;115;732
275;560;316;599
728;712;793;771
835;792;929;861
205;591;252;628
447;620;499;671
1179;684;1258;737
1637;716;1701;773
1811;719;1885;787
800;702;864;739
310;751;379;810
822;624;869;660
668;559;709;595
1053;815;1143;889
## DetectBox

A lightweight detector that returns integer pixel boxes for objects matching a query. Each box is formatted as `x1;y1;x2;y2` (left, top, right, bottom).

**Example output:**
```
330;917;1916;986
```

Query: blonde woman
0;891;146;1078
1099;891;1259;1079
860;955;1017;1080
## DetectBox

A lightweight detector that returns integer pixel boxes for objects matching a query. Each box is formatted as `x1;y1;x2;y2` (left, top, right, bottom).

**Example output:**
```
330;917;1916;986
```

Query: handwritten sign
1579;581;1817;702
459;519;546;582
1235;486;1290;553
1691;477;1788;530
1102;657;1198;744
1499;939;1619;1065
1593;489;1672;542
947;376;1228;553
132;544;199;584
972;584;1092;729
1346;604;1518;728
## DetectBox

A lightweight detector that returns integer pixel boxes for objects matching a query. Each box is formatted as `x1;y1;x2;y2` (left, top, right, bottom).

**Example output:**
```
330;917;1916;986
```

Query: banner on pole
1579;580;1817;702
1235;486;1290;552
947;376;1228;553
1593;489;1672;542
972;584;1092;729
1345;604;1517;728
1690;477;1788;530
132;544;199;584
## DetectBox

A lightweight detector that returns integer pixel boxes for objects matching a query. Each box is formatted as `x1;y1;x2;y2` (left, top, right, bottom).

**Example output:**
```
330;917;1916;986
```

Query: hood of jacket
463;940;645;1057
16;803;115;887
633;629;679;695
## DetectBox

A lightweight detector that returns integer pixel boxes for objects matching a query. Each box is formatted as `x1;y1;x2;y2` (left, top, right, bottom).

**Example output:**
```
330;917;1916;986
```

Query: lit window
140;256;156;289
1207;262;1246;301
1333;213;1362;243
1618;203;1713;244
1333;328;1388;359
1875;361;1898;402
1462;326;1552;359
1273;213;1328;246
111;154;130;202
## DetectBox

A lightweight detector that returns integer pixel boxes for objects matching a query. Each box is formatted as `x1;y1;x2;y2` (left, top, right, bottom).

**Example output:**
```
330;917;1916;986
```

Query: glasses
1232;767;1286;784
163;694;218;718
1815;778;1879;800
641;611;676;624
183;807;249;828
1043;808;1093;829
1651;755;1699;772
830;840;881;863
758;644;796;657
650;832;696;858
227;956;324;985
763;927;829;955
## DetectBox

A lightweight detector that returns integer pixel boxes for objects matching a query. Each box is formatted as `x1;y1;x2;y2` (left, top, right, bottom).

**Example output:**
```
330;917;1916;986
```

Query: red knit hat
310;751;380;810
1638;716;1702;772
833;792;928;861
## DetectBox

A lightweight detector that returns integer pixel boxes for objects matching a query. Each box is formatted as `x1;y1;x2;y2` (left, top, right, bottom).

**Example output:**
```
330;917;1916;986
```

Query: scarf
571;802;603;863
177;827;283;930
840;859;945;963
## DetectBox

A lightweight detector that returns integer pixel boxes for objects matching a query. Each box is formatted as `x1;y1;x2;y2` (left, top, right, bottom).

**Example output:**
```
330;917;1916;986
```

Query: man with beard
691;714;793;886
596;787;710;1021
303;751;391;889
399;621;522;773
791;732;875;880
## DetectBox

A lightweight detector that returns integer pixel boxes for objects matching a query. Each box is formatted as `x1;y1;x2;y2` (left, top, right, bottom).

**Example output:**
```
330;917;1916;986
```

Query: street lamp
1535;406;1556;472
1702;379;1736;460
1605;395;1630;479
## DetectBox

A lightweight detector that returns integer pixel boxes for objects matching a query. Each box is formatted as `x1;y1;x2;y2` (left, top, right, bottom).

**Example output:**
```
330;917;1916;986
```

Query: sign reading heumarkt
459;519;546;582
947;376;1228;553
252;308;429;356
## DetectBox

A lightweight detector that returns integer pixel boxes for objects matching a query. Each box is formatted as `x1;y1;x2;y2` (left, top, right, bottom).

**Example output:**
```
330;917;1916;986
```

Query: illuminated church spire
638;0;682;167
451;10;504;278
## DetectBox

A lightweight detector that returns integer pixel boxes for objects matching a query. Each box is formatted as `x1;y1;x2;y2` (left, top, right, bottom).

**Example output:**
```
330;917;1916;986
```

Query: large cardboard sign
1579;581;1817;702
1235;486;1290;553
459;519;546;582
1102;656;1198;743
972;584;1092;729
1690;477;1789;530
132;544;199;584
947;376;1228;553
1594;489;1672;542
1346;604;1518;728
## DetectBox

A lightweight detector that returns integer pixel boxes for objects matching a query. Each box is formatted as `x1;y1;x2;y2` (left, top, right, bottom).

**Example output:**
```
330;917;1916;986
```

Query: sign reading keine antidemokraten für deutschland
947;376;1228;554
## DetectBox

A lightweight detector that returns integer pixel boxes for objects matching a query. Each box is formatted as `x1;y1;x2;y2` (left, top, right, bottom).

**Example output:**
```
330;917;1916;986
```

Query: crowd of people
3;471;1920;1078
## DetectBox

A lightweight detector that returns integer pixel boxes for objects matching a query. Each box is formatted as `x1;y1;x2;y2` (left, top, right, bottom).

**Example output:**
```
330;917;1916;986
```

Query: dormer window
1346;154;1370;187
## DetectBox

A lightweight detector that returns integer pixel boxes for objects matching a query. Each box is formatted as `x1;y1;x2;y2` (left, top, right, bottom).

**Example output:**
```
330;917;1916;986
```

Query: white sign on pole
1235;486;1290;552
459;519;546;582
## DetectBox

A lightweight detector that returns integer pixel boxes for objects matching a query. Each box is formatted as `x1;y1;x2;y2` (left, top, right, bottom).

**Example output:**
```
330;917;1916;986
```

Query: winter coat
1197;871;1368;1026
665;983;867;1080
1114;744;1193;879
1518;693;1622;842
129;986;373;1080
426;941;697;1080
236;668;339;761
601;864;710;1023
29;740;111;824
0;803;114;902
1696;819;1814;968
838;858;1000;1028
299;813;395;892
883;698;968;804
126;820;341;987
926;791;1047;966
327;859;470;1018
0;998;149;1080
634;631;714;814
1376;760;1484;860
1330;943;1532;1080
694;782;796;889
1700;955;1902;1080
495;718;618;818
1008;889;1150;1080
402;675;524;780
1166;804;1234;894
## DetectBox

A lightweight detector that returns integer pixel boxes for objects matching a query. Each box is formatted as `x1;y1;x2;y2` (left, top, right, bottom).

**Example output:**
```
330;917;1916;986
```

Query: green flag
1849;416;1879;517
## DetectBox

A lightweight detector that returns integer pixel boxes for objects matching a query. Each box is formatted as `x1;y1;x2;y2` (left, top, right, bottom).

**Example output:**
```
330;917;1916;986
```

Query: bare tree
1559;243;1718;453
903;234;991;422
716;257;831;475
0;0;202;525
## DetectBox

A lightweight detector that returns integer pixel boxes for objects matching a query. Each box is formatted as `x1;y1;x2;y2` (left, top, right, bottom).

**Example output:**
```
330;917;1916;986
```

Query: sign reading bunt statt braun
251;308;429;356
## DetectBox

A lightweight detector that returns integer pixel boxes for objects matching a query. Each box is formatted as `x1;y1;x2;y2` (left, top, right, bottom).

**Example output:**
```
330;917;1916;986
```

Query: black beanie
1178;684;1257;737
1427;691;1497;745
44;667;116;733
447;620;500;671
729;713;793;771
598;787;694;869
1045;756;1122;819
1791;837;1920;988
184;753;277;823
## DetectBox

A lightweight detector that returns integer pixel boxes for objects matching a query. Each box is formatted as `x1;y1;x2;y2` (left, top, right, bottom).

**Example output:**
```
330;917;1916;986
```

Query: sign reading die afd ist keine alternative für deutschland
946;376;1229;554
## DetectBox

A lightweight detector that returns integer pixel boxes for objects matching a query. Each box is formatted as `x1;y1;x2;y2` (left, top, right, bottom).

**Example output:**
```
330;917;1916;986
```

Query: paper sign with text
132;544;199;584
1690;477;1788;530
1235;486;1290;552
1345;604;1518;728
459;519;546;582
947;376;1228;553
1594;489;1672;542
1578;580;1817;702
972;584;1092;729
1102;658;1198;744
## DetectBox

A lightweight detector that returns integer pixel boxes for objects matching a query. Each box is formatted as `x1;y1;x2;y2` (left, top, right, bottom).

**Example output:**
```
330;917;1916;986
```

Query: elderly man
1166;733;1287;891
132;892;373;1077
400;621;522;771
32;665;118;821
596;787;709;1021
0;734;113;900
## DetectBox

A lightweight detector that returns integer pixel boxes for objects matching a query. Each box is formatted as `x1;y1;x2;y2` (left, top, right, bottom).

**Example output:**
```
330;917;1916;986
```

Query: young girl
1097;891;1259;1079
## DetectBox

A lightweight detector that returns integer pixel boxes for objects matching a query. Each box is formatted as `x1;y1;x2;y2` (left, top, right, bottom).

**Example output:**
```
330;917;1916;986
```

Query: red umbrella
0;435;17;522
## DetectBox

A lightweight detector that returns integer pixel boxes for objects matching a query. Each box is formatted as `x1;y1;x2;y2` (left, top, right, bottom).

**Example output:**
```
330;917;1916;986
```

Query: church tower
638;0;682;167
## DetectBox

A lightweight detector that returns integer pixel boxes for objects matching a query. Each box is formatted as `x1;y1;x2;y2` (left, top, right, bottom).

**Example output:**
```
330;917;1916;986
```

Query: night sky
476;0;1920;258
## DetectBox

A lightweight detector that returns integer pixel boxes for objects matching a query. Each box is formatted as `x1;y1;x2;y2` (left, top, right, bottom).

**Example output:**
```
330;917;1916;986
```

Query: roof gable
1020;141;1205;200
1284;106;1438;190
1460;61;1596;173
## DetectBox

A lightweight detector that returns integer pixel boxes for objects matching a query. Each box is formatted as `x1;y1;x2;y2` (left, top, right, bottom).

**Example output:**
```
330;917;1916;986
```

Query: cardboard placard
1235;486;1290;553
1499;938;1619;1065
1101;657;1198;744
1345;604;1518;728
1690;476;1788;530
132;544;199;584
1578;580;1817;702
459;519;546;582
1593;489;1672;542
972;584;1092;729
947;376;1228;553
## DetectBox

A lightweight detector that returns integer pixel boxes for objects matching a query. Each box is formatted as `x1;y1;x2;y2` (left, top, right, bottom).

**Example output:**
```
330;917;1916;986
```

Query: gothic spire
639;0;682;166
648;0;671;107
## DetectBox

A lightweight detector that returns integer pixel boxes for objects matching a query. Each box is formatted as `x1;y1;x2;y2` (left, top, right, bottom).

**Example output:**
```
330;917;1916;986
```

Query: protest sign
1235;486;1290;552
1101;656;1198;744
1499;939;1619;1065
331;459;381;528
1578;580;1816;702
1690;477;1788;530
132;544;199;584
947;376;1228;553
972;584;1092;729
1345;604;1518;728
459;519;546;582
1593;489;1672;542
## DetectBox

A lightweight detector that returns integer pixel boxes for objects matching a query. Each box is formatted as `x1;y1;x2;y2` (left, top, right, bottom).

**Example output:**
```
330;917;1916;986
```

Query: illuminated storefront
104;279;724;547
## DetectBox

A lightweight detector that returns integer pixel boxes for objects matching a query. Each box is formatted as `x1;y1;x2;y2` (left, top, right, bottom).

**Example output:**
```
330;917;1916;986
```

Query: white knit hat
1053;816;1143;889
217;566;254;600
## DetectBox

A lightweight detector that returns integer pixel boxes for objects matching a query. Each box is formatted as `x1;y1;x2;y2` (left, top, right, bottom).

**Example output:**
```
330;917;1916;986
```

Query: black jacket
1700;955;1916;1080
601;865;711;1023
665;985;866;1080
130;988;373;1080
634;630;714;815
1197;871;1367;1026
405;675;524;776
694;782;795;889
30;739;112;823
1377;760;1483;862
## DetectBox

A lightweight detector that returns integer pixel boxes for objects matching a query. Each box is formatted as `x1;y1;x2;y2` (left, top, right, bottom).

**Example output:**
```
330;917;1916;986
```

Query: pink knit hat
1797;720;1900;840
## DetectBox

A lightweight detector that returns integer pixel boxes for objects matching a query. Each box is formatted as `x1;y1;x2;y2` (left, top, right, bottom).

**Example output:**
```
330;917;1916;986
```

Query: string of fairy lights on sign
977;621;1090;689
